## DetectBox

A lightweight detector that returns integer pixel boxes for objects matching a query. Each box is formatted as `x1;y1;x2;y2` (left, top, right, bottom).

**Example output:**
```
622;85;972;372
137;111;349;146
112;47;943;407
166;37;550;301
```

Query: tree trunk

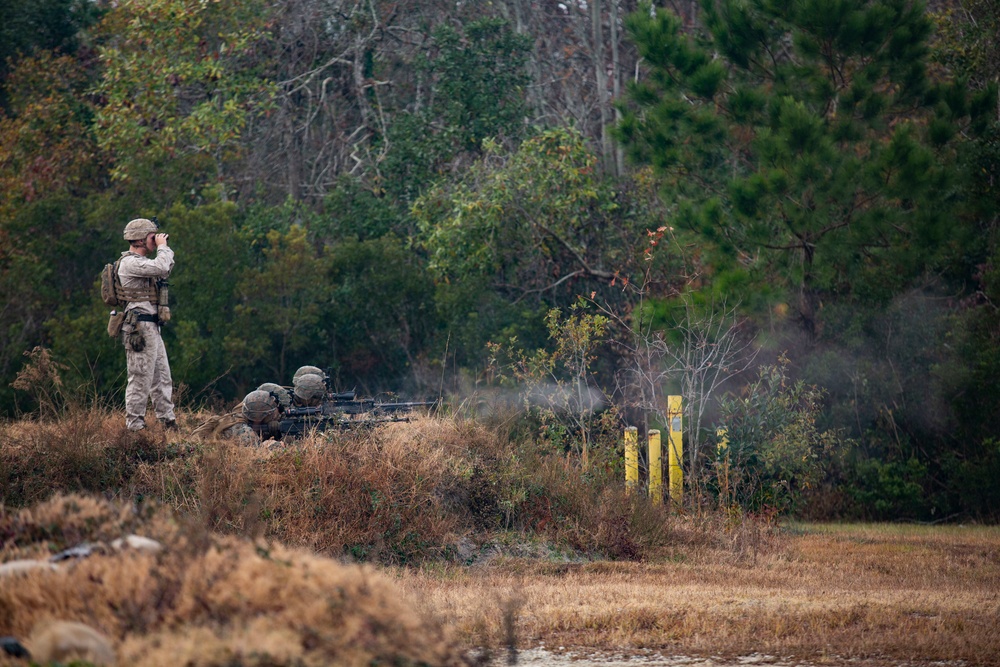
591;0;612;172
354;35;374;137
799;242;818;341
609;0;624;177
510;0;545;122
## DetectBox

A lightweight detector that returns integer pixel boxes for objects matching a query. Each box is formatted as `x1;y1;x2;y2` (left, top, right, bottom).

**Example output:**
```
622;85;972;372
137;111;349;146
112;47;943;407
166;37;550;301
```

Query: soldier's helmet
293;373;326;406
242;390;279;424
292;365;327;384
257;382;291;409
123;218;158;241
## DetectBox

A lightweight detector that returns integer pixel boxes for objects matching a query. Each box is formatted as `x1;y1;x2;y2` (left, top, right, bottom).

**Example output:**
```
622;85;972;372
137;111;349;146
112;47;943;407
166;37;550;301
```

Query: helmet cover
257;382;291;409
292;365;326;383
242;390;279;424
293;373;326;406
123;218;158;241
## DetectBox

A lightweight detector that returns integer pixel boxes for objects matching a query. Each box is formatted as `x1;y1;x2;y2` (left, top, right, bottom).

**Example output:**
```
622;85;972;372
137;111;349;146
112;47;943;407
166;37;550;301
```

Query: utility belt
120;310;160;353
107;309;161;339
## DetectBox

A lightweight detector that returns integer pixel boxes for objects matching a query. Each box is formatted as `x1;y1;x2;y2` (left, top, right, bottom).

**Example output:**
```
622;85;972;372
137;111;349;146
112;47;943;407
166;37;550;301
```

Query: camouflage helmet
293;373;326;406
257;382;291;409
242;389;279;424
123;218;158;241
292;365;326;383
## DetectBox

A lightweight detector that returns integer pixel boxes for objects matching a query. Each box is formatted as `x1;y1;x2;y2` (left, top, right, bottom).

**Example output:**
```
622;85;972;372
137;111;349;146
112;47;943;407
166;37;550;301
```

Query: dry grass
0;494;470;667
3;409;998;664
3;498;994;666
2;409;683;563
398;523;1000;665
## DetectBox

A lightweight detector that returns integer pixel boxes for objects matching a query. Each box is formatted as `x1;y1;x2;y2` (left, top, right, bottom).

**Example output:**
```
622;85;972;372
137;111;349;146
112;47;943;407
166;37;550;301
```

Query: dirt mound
0;493;470;666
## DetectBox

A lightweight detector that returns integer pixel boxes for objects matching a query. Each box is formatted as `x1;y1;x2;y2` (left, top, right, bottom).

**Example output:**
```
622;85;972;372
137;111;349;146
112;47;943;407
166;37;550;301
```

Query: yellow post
648;429;662;505
625;426;638;495
716;427;729;509
667;396;683;506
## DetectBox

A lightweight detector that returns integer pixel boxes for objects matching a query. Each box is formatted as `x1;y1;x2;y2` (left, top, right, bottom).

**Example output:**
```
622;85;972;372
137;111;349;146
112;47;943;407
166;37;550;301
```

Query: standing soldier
119;218;176;431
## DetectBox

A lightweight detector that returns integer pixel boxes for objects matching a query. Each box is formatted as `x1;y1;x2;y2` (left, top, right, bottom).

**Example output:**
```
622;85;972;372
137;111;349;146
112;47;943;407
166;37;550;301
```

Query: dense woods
1;0;997;521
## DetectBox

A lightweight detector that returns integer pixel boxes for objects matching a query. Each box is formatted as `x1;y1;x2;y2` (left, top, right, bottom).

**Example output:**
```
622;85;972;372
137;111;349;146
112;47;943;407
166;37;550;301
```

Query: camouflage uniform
119;245;175;431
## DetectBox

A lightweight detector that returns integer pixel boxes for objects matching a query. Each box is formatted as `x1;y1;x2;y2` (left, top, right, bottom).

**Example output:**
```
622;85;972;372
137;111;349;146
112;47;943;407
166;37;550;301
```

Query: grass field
2;412;998;665
399;523;1000;665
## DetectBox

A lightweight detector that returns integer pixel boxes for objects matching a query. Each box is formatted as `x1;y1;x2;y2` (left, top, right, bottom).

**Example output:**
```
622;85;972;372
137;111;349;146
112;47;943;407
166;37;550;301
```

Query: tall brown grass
2;407;689;563
0;408;172;507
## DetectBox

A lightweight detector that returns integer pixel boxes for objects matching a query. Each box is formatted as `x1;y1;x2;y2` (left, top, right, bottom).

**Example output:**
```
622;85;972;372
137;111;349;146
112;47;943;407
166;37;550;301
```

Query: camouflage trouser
123;320;175;431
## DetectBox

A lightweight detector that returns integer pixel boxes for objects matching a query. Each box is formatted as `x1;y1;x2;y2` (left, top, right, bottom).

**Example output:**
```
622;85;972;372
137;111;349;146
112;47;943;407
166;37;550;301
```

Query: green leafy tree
717;358;844;513
0;52;101;231
92;0;275;185
416;128;611;365
161;199;248;401
429;17;531;152
0;0;103;105
226;225;330;386
928;0;1000;521
318;176;403;242
619;0;996;339
489;302;611;466
417;128;629;297
0;52;108;412
322;236;436;390
416;127;675;372
379;17;531;205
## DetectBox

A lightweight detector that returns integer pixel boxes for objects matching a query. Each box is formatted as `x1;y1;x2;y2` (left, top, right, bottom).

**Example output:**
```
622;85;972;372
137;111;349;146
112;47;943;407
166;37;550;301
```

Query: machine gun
247;391;441;440
309;390;439;416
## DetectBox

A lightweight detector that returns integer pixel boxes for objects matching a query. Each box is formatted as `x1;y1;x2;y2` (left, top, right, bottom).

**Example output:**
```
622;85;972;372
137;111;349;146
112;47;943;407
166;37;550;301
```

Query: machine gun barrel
313;396;440;415
369;399;440;413
274;413;411;438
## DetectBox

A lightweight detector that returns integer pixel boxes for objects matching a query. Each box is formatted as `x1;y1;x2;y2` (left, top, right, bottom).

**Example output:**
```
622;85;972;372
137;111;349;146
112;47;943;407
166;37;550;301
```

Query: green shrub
716;359;846;513
847;457;931;521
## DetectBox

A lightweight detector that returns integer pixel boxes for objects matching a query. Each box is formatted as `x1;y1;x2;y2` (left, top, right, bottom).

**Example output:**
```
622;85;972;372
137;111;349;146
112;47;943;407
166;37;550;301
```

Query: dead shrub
197;441;266;539
10;347;70;419
1;409;766;567
0;494;471;667
454;433;675;559
725;508;784;565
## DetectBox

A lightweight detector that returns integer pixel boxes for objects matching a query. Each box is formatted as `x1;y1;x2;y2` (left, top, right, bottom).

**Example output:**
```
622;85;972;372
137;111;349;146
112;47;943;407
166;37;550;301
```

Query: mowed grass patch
397;523;1000;664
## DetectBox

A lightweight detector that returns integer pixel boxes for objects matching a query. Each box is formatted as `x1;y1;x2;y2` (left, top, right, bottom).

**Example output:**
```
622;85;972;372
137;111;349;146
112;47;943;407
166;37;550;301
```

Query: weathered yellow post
716;427;729;509
716;427;728;453
648;429;662;505
667;395;683;506
625;426;638;495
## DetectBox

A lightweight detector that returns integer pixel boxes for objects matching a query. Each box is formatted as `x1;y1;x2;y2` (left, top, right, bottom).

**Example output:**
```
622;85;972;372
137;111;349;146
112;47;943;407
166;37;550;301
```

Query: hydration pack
100;261;121;307
99;259;158;307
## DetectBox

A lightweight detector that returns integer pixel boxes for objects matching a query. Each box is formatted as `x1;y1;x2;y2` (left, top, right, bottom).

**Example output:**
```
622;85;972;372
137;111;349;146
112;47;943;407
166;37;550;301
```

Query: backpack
100;258;158;307
100;260;122;307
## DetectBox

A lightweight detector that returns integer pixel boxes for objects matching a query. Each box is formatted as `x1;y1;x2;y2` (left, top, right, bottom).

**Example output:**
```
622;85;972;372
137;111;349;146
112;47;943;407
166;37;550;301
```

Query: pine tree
618;0;996;339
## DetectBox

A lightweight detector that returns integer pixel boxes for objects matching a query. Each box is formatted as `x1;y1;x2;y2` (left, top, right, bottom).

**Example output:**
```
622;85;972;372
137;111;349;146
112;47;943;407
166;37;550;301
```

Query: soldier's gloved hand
155;233;169;247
